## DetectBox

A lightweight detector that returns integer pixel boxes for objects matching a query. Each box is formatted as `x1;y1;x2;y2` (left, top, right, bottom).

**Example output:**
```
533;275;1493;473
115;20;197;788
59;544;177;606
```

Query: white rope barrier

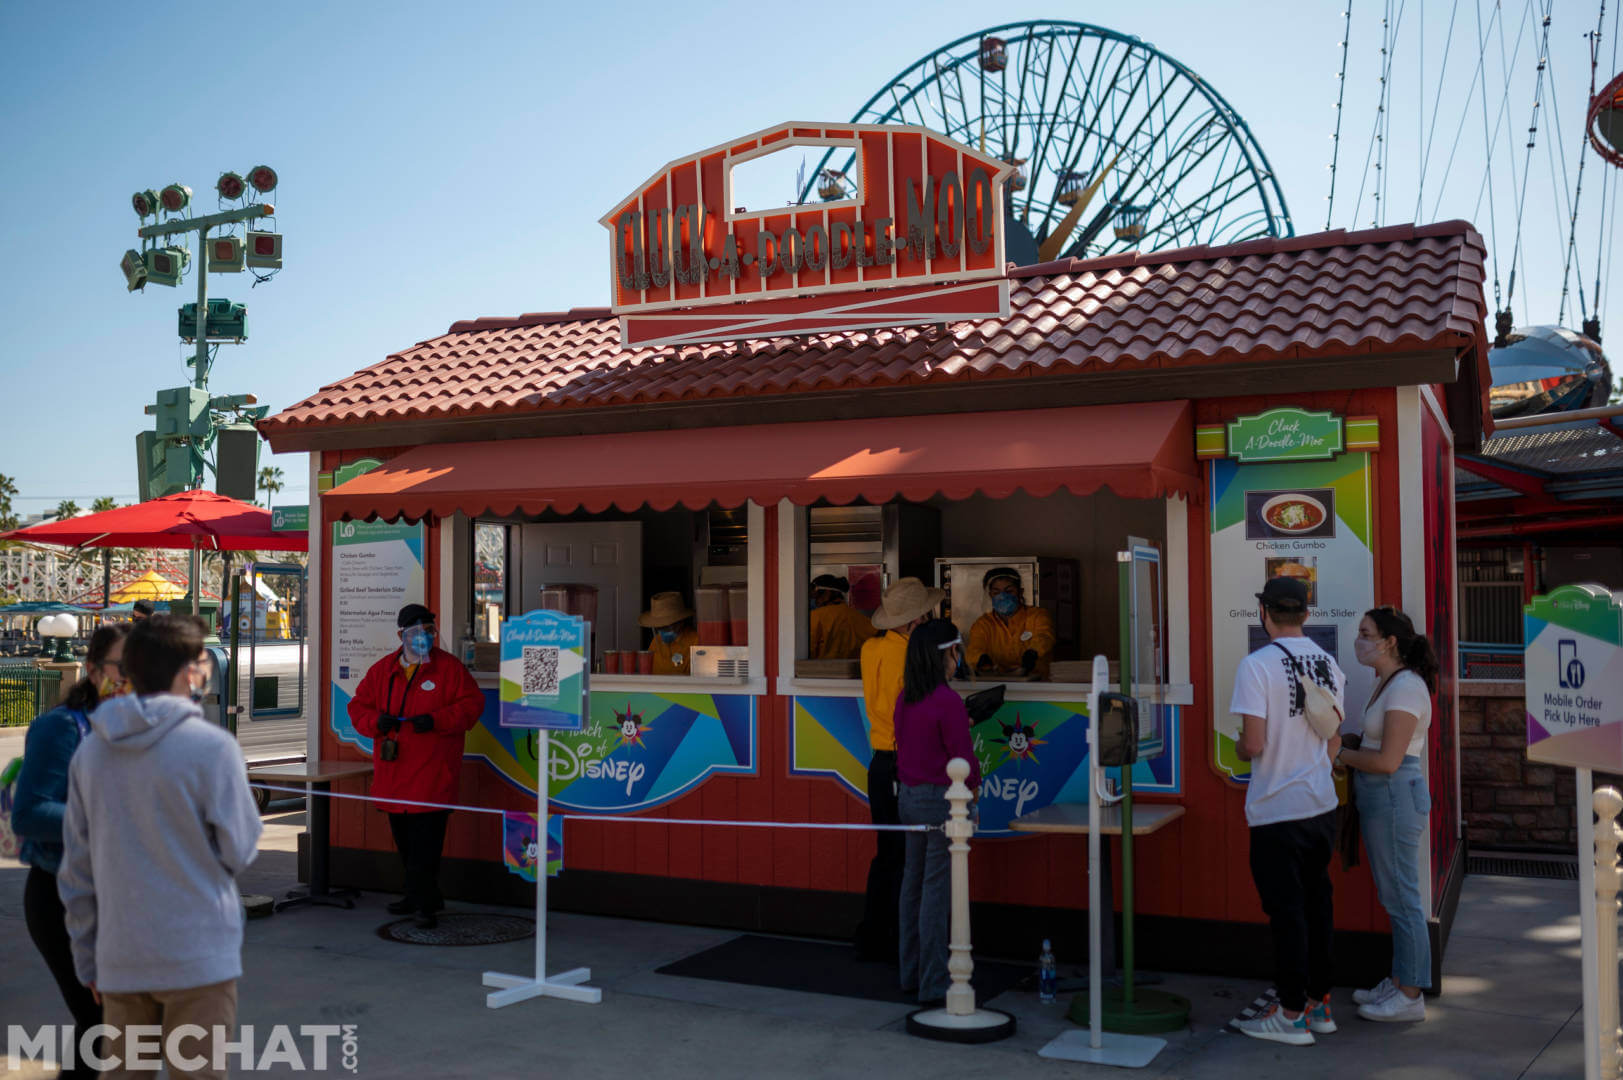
248;781;938;831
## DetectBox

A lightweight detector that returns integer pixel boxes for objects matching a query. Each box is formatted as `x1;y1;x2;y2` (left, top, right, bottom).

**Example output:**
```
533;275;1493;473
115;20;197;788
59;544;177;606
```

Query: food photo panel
1244;487;1337;540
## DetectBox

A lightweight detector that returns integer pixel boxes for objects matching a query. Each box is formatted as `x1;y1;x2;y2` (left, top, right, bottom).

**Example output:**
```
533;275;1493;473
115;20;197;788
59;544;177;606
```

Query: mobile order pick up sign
1524;584;1623;747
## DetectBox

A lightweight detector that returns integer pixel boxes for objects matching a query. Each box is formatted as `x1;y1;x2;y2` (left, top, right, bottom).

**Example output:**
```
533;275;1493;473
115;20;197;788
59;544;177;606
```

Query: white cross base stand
1037;655;1164;1068
483;730;602;1008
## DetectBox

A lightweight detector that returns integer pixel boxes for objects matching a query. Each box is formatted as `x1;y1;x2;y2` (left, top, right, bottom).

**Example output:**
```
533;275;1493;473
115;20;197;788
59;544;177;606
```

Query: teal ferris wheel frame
802;20;1293;259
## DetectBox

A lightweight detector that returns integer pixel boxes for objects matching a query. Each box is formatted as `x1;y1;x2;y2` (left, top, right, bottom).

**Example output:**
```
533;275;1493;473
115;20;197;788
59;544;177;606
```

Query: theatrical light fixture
217;171;246;200
131;189;159;218
120;248;148;291
244;230;281;269
144;246;190;287
208;235;245;272
247;165;278;193
160;183;192;213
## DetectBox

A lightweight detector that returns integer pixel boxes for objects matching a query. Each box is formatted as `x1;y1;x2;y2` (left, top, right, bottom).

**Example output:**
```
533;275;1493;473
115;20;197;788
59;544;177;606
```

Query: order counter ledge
473;671;763;696
778;677;1195;706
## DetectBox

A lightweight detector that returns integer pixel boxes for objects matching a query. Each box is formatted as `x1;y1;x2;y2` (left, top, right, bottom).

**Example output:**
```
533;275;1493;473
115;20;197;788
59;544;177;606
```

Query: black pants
1249;808;1337;1012
855;749;903;961
24;866;103;1078
388;810;450;913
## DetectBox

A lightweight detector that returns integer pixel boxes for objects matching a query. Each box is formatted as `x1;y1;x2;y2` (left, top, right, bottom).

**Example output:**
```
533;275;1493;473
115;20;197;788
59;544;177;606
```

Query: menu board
329;519;426;752
1204;409;1378;782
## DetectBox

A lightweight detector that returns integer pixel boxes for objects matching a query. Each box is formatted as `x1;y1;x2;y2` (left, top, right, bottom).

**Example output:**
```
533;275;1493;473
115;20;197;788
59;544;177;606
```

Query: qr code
522;646;561;695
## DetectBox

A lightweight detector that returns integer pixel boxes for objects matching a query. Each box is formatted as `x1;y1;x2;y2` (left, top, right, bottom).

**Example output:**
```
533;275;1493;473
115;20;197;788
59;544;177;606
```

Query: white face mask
1354;637;1383;667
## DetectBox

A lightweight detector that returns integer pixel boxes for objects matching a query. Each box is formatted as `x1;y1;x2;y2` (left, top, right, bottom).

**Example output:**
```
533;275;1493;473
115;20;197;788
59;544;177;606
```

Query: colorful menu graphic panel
329;519;425;753
1206;409;1378;782
467;689;756;812
791;695;1180;836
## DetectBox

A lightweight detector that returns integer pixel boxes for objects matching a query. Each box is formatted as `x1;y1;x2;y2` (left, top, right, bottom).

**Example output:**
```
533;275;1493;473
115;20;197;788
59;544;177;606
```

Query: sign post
482;608;601;1008
1523;584;1623;1079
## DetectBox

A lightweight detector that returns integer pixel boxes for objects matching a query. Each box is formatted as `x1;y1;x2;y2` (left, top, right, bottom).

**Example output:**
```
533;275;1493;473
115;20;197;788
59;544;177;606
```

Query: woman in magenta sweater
893;618;982;1003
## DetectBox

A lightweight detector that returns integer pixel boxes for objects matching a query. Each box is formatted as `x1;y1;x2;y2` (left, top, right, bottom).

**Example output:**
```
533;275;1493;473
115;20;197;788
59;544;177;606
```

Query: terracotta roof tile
265;222;1489;440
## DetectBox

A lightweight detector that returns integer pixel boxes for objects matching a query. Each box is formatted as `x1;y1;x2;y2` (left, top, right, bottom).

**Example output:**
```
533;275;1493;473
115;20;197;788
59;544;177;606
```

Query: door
519;522;643;657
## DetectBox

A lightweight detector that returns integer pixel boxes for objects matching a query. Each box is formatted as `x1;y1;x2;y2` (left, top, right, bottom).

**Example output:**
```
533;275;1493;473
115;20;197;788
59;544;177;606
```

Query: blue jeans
898;784;950;1002
1356;756;1432;989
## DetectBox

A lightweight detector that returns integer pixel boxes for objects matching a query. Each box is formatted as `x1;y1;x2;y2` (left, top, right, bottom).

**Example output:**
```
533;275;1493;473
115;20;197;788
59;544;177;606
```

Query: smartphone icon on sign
1559;639;1585;689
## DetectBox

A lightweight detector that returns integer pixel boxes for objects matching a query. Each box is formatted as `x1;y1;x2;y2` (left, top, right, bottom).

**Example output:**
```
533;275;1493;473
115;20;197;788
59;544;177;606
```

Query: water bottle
1038;939;1057;1004
460;623;477;667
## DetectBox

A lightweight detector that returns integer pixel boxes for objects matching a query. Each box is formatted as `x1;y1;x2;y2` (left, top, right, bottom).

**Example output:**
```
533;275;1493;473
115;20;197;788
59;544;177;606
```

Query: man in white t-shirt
1230;576;1346;1047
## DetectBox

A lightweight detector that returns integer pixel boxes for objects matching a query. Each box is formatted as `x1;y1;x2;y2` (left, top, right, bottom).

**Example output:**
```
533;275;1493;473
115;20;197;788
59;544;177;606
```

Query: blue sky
1;0;1613;512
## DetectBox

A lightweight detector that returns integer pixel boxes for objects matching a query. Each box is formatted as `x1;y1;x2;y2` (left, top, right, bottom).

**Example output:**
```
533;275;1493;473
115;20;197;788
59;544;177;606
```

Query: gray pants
898;783;950;1002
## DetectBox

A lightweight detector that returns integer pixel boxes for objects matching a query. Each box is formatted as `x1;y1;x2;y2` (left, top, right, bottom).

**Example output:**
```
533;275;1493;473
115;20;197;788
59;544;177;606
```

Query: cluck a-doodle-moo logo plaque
602;122;1012;348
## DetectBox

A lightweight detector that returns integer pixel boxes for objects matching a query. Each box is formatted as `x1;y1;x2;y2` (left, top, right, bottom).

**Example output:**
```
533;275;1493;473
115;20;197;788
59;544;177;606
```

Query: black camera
380;737;399;762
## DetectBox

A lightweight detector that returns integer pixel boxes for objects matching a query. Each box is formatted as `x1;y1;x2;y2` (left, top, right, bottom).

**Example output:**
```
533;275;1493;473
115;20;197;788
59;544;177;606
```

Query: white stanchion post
944;758;976;1017
1037;655;1166;1069
905;758;1015;1042
1594;786;1622;1080
483;729;601;1008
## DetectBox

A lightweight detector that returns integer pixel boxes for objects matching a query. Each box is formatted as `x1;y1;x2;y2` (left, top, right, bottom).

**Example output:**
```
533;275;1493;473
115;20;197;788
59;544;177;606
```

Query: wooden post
944;756;975;1017
1594;786;1622;1080
906;757;1015;1042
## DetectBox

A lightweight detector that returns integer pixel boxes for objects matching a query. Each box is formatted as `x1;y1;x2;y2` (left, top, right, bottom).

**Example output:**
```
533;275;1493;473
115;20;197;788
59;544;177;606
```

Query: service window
456;504;762;686
785;490;1183;695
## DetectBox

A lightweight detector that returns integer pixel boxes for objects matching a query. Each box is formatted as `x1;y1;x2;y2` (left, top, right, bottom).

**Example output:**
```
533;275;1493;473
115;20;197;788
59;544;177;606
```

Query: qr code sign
522;645;561;695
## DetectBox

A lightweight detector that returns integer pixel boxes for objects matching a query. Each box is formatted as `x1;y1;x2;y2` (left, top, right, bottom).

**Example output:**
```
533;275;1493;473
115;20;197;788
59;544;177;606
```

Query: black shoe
387;898;417;915
414;912;438;930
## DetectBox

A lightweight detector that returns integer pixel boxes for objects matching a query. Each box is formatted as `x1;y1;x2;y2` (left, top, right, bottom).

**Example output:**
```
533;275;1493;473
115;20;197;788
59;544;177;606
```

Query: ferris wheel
800;20;1294;262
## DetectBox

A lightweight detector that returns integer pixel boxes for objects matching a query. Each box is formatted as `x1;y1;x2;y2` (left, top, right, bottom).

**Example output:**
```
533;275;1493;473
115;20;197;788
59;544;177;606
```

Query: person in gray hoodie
58;614;262;1079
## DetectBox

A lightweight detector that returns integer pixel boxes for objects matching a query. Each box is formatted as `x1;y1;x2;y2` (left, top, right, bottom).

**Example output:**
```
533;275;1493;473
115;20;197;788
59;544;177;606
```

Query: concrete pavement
0;807;1595;1078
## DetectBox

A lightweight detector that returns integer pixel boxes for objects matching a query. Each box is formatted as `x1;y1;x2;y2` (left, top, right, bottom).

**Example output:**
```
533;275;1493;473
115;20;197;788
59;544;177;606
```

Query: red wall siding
323;393;1432;933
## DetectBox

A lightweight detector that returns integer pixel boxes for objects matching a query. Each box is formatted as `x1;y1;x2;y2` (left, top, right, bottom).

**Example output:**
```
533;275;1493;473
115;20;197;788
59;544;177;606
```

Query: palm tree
0;473;17;532
91;496;118;513
257;466;285;511
54;499;80;520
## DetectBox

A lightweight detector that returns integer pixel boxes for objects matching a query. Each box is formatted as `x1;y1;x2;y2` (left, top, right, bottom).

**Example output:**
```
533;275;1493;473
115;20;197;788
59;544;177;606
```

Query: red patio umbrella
1;490;307;614
0;490;306;552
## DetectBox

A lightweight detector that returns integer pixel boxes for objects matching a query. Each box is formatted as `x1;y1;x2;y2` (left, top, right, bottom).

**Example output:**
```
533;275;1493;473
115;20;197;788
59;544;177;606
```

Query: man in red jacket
348;603;484;928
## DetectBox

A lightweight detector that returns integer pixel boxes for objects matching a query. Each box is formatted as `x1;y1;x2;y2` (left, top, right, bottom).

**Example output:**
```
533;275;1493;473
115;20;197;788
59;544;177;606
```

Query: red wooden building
260;221;1490;983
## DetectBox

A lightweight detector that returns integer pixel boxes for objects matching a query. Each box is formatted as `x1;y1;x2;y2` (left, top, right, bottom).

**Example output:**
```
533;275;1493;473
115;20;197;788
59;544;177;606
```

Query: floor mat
655;934;1030;1005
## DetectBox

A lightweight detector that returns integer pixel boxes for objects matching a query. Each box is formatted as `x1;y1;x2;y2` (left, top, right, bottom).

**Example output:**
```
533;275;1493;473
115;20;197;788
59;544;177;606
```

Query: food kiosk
260;124;1489;982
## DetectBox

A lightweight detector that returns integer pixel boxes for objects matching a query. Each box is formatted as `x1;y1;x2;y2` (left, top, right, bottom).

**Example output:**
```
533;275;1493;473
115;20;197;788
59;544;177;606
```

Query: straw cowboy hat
638;591;694;628
870;577;946;631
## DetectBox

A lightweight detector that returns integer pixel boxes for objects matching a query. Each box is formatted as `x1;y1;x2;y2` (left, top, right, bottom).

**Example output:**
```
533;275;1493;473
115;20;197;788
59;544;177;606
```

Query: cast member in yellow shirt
808;574;876;660
853;576;943;962
640;591;699;676
967;567;1055;680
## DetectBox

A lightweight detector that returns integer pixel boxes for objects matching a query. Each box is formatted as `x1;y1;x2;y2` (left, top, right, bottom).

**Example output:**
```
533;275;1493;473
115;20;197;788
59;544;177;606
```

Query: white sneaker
1358;989;1426;1022
1353;977;1397;1005
1234;1003;1316;1046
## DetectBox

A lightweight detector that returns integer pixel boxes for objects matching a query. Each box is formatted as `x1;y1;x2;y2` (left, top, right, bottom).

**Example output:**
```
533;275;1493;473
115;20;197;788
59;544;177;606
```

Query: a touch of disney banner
467;690;756;811
789;695;1180;836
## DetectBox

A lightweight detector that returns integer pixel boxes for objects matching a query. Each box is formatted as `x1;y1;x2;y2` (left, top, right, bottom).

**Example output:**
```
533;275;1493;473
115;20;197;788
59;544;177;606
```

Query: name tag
673;654;685;667
1020;631;1033;642
421;680;436;691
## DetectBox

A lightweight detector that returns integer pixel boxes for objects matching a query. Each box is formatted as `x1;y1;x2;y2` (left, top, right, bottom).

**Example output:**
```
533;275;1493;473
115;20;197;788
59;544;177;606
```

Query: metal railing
0;663;64;727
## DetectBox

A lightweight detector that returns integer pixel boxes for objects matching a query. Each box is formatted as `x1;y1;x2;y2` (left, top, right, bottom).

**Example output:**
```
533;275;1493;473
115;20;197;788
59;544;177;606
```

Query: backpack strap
69;709;91;740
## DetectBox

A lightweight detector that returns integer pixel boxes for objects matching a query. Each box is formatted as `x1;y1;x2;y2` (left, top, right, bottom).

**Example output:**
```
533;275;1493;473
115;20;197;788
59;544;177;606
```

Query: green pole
228;573;241;736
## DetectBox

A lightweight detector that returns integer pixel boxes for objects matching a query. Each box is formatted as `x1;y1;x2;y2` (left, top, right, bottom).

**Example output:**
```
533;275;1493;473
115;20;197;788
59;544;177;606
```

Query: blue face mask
404;627;434;657
658;628;678;644
991;593;1020;617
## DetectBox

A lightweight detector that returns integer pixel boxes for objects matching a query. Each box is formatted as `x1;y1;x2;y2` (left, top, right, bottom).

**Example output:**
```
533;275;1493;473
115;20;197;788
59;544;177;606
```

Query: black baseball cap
1255;577;1309;611
983;566;1023;589
811;574;849;593
396;603;436;629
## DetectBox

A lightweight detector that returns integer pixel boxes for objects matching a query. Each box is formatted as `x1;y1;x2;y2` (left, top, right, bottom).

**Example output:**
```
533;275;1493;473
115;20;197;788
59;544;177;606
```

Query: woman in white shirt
1338;605;1439;1023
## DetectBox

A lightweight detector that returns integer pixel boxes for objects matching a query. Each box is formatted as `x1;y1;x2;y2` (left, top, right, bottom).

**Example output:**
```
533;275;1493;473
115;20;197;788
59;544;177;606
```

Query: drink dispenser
728;587;748;646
